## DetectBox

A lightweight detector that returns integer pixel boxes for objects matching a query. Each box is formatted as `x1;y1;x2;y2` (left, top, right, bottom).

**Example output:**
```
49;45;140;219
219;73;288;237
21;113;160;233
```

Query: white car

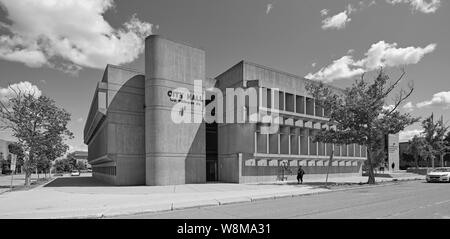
426;167;450;183
71;170;80;176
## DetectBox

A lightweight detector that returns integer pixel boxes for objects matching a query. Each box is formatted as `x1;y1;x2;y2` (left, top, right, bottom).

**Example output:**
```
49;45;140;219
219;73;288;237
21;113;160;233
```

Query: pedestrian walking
297;166;305;184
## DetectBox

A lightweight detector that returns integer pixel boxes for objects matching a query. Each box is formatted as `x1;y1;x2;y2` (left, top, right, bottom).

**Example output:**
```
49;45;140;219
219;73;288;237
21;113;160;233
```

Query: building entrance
206;121;218;181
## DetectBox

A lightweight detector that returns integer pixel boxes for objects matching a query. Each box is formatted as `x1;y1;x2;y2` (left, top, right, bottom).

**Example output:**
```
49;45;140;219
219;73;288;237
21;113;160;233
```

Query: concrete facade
144;36;207;185
84;35;367;186
84;65;146;185
215;61;366;183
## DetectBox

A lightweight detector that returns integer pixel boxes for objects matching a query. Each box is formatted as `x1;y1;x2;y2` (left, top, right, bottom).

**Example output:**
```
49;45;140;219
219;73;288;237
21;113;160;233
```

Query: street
113;181;450;219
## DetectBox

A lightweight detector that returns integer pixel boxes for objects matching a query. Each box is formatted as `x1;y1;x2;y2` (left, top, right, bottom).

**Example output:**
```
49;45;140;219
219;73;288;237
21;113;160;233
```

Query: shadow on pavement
44;176;113;187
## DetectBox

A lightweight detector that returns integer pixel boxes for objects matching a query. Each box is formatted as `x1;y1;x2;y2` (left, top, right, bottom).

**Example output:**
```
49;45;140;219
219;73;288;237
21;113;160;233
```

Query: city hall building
84;35;368;186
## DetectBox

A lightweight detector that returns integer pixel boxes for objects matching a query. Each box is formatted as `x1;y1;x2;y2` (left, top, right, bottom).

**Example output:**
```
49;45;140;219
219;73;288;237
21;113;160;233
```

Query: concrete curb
217;196;252;205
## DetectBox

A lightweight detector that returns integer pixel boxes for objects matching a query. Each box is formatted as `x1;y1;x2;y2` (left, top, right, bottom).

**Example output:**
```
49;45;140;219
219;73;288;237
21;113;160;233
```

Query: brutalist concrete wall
215;62;257;183
145;35;206;186
105;66;146;185
85;65;146;185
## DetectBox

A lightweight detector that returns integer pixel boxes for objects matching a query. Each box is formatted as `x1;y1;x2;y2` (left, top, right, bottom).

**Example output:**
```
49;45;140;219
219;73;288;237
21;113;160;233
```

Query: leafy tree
66;152;78;170
76;161;86;171
408;135;427;168
306;69;418;184
421;114;449;168
54;158;71;173
0;88;73;186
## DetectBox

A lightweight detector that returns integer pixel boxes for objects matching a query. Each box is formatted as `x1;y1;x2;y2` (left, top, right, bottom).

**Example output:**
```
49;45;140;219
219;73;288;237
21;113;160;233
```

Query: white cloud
305;56;365;83
0;0;154;74
416;91;450;108
305;41;436;82
76;117;83;123
386;0;441;13
355;41;436;71
321;10;351;30
320;9;329;16
311;62;317;67
399;129;423;142
0;81;42;103
403;101;415;112
266;3;273;14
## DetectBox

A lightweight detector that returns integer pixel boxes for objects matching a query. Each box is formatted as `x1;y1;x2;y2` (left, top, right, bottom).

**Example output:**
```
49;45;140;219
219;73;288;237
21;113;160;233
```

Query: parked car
426;167;450;183
54;172;64;177
71;170;80;176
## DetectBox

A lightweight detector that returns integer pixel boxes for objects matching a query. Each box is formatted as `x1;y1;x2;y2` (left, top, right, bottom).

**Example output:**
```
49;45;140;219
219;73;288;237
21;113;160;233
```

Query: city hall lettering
84;35;368;186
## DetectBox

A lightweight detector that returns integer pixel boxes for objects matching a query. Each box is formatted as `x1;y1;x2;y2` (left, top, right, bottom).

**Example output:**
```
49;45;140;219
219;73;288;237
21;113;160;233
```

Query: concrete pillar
254;132;257;154
313;99;316;116
304;96;307;115
278;134;281;155
145;36;206;186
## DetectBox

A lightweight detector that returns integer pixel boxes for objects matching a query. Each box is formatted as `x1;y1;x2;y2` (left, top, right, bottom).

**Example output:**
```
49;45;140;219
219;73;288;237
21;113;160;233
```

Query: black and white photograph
0;0;449;227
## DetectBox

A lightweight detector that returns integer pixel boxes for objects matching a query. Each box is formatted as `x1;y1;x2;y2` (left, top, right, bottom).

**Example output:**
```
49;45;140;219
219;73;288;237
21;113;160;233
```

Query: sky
0;0;449;152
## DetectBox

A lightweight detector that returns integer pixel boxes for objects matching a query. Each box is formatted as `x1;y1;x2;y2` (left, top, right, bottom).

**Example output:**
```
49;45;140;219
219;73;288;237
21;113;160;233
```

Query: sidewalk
0;173;424;219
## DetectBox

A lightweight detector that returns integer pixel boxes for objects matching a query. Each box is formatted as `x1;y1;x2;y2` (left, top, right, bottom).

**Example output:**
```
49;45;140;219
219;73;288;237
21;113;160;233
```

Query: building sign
167;89;203;106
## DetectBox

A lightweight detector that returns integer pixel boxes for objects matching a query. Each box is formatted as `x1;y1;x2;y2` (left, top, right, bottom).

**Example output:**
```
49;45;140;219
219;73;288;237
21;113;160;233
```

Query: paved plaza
0;172;424;218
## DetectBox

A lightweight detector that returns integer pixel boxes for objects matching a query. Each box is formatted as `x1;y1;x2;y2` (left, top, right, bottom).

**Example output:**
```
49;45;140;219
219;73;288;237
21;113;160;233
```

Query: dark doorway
206;122;218;181
205;95;218;182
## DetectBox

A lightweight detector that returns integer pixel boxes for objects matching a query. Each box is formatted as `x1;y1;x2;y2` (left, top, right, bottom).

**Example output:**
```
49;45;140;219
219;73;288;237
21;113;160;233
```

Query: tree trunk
367;149;376;184
24;170;32;187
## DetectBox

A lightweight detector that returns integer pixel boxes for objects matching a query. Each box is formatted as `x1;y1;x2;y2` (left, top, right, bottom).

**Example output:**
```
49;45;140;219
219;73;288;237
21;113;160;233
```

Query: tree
421;114;449;168
408;135;427;168
0;87;73;186
66;152;78;170
306;69;418;184
54;158;71;173
76;161;86;171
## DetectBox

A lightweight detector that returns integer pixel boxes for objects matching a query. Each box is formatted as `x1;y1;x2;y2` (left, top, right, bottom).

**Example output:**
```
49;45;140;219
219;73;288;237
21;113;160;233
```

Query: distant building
0;139;17;174
72;151;91;170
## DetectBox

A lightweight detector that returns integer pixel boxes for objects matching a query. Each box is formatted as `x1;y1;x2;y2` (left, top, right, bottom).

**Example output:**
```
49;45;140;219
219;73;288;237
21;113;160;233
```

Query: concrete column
288;131;291;155
313;99;316;116
254;132;257;153
298;135;301;155
278;133;281;155
293;94;296;114
307;128;310;155
145;36;206;186
304;96;307;115
266;134;269;154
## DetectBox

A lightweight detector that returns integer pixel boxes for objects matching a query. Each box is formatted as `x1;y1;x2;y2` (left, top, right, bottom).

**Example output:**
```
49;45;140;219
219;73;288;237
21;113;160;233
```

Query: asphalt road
113;180;450;219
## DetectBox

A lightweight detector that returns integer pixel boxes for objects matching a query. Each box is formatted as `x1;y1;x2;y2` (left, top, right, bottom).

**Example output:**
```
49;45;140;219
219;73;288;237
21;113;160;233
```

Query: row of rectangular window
262;88;330;117
244;159;360;167
256;132;366;157
93;166;116;176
